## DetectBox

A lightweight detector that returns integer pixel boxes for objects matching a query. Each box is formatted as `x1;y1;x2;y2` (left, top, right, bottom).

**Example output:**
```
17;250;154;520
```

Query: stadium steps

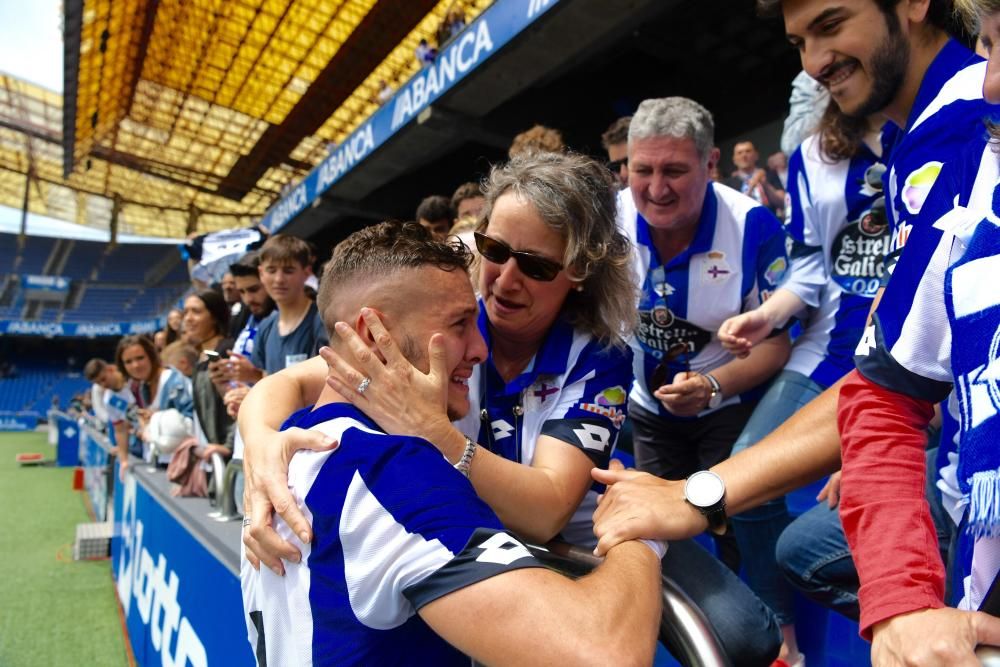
144;249;182;286
43;238;73;275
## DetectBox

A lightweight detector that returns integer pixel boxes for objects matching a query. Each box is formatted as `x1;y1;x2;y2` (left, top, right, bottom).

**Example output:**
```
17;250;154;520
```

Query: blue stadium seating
0;370;90;415
16;235;57;274
1;232;189;325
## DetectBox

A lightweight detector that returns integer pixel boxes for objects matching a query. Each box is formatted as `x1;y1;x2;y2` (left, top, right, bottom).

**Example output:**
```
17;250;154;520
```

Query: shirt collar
905;38;981;133
476;298;574;396
280;402;381;433
635;183;717;269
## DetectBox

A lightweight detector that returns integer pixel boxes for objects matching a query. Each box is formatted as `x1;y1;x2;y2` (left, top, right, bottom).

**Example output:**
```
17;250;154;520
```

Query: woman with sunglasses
239;151;780;665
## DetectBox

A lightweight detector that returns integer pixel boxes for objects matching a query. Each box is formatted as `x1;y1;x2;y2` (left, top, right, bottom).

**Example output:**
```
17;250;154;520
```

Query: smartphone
204;350;221;361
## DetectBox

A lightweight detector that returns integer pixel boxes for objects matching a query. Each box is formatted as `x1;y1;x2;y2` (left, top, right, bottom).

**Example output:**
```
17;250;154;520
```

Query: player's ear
354;307;389;359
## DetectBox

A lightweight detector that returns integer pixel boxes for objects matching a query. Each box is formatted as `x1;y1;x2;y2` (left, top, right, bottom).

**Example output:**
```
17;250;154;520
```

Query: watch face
685;470;725;507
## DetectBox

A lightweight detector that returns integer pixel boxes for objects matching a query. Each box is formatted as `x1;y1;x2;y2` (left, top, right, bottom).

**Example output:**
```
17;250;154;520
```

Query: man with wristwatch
618;97;791;568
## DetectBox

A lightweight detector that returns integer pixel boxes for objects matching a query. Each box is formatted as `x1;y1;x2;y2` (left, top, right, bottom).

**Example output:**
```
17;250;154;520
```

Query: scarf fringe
966;468;1000;538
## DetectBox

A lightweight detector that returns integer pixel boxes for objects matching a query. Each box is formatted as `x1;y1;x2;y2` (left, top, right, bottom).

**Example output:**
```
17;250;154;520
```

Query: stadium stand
0;366;89;416
0;231;188;324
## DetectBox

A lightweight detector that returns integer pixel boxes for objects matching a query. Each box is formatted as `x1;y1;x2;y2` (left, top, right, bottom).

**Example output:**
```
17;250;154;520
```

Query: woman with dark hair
183;289;235;461
115;334;194;476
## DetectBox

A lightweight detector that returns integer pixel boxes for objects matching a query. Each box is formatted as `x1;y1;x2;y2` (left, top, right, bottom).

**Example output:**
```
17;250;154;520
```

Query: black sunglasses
650;343;692;390
474;232;564;282
607;157;628;172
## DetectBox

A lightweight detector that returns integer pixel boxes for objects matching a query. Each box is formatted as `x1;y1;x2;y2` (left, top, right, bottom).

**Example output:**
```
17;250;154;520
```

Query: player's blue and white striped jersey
782;133;887;388
451;305;633;546
882;39;986;266
242;403;544;667
618;183;788;419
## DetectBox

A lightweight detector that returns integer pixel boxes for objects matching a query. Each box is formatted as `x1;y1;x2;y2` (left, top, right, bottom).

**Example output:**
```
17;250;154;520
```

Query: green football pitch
0;430;129;667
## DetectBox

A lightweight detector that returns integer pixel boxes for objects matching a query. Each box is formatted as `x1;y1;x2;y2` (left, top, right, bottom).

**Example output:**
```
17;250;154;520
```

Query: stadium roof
0;0;491;239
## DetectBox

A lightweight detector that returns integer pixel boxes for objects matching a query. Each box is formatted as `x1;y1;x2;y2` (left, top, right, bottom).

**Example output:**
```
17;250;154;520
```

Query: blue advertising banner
81;424;112;521
0;317;165;337
55;414;81;466
259;0;561;234
0;412;37;431
112;471;253;667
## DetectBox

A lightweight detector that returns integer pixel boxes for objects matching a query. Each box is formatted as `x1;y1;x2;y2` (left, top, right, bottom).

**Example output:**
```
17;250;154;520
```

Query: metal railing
527;542;730;667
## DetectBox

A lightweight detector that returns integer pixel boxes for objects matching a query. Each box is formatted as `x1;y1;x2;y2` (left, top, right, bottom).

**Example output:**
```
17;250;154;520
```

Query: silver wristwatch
454;436;477;477
704;373;723;409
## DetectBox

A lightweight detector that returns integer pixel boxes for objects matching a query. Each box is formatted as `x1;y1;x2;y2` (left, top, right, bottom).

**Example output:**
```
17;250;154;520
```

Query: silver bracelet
454;436;477;478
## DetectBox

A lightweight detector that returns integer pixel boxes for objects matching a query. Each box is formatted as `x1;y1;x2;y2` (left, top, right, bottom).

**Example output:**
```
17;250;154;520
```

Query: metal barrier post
527;542;730;667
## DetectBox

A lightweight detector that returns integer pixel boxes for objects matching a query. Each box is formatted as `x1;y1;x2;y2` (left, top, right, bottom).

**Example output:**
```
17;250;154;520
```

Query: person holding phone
184;289;235;460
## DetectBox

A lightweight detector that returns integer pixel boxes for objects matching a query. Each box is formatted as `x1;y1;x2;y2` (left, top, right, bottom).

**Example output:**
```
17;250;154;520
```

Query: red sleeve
837;369;943;640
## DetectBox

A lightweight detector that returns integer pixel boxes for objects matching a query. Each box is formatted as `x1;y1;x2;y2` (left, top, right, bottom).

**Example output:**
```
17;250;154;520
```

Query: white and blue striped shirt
619;183;788;419
242;403;543;666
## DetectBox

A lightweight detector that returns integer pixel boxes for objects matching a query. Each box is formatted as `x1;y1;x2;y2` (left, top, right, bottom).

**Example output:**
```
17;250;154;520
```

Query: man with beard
592;0;996;661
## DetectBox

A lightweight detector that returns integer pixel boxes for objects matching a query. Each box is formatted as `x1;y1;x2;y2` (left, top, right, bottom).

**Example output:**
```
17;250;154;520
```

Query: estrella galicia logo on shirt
830;211;890;297
637;309;712;356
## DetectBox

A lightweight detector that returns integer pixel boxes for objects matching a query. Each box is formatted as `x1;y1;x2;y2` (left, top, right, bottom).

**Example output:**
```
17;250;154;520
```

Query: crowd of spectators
65;0;1000;664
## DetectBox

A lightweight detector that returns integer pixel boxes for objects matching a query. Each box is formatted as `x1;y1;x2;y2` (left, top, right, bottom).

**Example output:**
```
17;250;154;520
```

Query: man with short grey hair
615;95;791;664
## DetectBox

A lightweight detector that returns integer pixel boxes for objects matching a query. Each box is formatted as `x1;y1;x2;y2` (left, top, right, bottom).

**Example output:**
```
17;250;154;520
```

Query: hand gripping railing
526;542;730;667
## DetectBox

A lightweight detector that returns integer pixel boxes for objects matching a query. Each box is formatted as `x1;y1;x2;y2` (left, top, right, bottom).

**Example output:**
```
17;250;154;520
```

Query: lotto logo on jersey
573;423;612;452
855;325;878;357
475;533;533;565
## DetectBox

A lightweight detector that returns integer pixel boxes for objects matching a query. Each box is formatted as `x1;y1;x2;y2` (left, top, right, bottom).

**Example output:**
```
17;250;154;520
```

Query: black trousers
630;400;756;480
630;400;757;574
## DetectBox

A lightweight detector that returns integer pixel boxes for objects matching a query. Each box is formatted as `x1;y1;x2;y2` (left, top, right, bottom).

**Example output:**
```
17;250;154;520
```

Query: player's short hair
259;234;311;268
317;221;472;335
629;97;715;162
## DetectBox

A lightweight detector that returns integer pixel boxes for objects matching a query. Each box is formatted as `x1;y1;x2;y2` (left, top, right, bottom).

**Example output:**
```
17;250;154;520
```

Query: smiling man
241;221;662;666
593;2;996;665
614;96;790;663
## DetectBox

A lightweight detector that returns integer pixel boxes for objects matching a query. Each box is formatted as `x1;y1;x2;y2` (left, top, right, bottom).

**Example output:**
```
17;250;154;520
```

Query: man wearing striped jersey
618;98;792;569
241;222;662;666
592;1;996;660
